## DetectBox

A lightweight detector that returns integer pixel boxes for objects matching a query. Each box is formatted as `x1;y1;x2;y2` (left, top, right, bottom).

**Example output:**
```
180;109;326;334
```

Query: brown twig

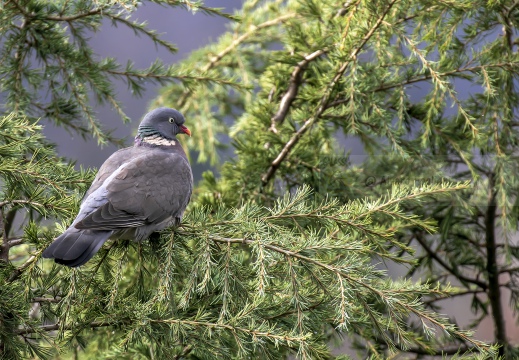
261;0;398;186
423;289;485;305
7;238;23;247
42;9;103;22
8;254;39;282
269;50;325;133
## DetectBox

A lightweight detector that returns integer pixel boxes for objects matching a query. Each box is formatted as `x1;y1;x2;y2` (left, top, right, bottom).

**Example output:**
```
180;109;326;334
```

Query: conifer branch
7;238;23;247
201;234;488;350
31;297;62;303
16;317;309;348
264;300;324;321
350;182;470;221
3;1;516;358
105;67;243;88
153;318;310;343
0;199;70;216
269;1;361;133
269;50;325;133
507;0;519;18
7;0;105;21
327;62;516;113
14;320;120;336
175;13;297;108
261;0;398;185
8;254;38;282
413;232;488;289
376;338;476;356
423;289;485;305
40;9;104;22
173;345;193;359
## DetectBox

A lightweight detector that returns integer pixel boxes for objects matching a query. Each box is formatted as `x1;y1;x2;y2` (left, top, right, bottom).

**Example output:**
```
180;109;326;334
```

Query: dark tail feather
42;229;112;267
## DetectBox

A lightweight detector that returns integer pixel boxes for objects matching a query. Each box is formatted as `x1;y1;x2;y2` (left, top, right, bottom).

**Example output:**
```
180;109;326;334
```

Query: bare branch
500;266;519;274
7;238;23;247
269;50;325;133
423;289;486;305
43;9;103;22
31;297;62;303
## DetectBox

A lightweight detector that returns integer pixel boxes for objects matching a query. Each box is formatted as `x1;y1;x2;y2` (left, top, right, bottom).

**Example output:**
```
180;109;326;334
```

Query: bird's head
138;107;191;140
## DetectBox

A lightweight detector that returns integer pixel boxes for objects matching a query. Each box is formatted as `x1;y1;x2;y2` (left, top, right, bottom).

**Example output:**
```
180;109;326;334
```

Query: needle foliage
1;0;518;359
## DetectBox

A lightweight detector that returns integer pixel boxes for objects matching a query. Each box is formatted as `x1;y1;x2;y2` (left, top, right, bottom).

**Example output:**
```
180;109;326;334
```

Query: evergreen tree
1;0;516;359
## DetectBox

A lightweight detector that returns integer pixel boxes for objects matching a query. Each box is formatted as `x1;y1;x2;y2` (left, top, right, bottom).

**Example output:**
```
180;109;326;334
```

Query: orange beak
179;125;191;137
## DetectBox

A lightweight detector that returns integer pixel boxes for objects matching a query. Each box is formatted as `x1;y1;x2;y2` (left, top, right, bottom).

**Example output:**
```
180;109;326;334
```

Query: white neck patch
142;134;176;146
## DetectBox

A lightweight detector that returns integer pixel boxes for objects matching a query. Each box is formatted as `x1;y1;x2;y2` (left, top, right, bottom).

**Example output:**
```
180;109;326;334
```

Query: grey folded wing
75;151;193;232
82;147;135;201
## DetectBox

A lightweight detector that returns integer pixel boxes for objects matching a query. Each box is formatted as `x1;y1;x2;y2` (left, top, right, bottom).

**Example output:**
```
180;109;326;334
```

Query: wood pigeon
42;108;193;267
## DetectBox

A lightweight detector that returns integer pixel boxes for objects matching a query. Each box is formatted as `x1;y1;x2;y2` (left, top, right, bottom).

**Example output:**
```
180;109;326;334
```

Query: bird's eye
168;118;175;123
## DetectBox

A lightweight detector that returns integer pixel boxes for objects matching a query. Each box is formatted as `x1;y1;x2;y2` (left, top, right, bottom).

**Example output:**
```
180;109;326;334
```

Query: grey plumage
42;108;193;267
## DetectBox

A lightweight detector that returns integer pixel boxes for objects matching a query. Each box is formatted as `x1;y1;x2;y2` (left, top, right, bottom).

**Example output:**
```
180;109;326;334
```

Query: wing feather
75;149;192;231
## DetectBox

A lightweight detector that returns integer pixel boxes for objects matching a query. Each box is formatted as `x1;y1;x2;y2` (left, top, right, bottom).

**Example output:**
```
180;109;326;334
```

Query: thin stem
413;232;488;289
